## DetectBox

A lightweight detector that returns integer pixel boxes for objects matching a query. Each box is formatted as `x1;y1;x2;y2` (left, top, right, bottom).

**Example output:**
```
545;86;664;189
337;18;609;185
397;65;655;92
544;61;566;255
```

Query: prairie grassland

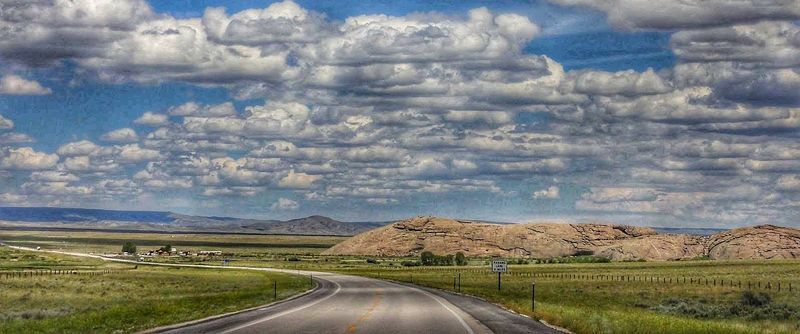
0;230;346;255
338;259;800;334
0;246;312;334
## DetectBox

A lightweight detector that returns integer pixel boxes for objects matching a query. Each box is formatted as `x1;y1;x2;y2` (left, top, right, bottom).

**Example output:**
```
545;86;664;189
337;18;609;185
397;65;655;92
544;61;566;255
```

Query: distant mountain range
0;207;387;236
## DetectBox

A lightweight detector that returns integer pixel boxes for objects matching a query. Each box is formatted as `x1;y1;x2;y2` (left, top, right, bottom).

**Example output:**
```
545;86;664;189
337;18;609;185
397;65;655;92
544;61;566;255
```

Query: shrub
121;242;137;254
401;261;420;267
740;291;771;307
651;292;798;321
455;252;467;266
366;258;378;264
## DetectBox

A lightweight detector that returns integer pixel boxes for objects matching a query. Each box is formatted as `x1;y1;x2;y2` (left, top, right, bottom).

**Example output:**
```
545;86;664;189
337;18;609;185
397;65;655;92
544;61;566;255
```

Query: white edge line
382;280;476;334
219;279;341;334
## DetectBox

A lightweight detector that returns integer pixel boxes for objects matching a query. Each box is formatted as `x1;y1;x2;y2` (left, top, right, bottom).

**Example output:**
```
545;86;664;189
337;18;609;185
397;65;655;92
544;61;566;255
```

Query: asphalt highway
157;272;491;334
156;272;560;334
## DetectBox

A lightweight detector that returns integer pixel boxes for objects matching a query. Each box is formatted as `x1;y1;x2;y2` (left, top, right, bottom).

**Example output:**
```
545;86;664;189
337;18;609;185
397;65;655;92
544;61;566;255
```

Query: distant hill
0;207;387;236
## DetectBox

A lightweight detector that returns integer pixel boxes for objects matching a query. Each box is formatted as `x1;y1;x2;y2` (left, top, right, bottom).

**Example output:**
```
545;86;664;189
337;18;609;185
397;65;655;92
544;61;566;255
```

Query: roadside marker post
274;281;277;300
491;259;507;291
531;282;536;311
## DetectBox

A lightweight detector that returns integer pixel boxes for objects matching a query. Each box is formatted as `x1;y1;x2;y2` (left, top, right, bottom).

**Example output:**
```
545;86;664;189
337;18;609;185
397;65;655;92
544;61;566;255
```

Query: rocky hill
322;216;800;261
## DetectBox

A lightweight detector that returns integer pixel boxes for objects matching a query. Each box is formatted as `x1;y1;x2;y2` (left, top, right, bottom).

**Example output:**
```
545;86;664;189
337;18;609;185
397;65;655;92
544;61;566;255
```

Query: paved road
159;273;497;334
2;243;560;334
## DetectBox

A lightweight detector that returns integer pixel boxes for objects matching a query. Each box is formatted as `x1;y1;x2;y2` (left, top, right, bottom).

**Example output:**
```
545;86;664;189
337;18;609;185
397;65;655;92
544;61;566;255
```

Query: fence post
531;282;536;312
273;281;277;300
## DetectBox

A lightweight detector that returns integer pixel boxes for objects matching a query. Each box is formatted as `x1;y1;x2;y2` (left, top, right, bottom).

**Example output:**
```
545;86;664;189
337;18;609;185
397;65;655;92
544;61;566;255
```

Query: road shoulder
390;281;565;334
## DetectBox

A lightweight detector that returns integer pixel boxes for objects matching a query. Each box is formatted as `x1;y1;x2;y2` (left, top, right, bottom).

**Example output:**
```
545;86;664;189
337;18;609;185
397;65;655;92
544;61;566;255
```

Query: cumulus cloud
134;111;169;126
202;0;332;45
0;132;34;144
271;197;299;210
278;170;321;189
551;0;800;30
533;186;560;199
0;114;13;129
100;128;139;143
0;0;155;65
0;147;58;170
57;140;100;157
168;102;236;118
0;75;51;95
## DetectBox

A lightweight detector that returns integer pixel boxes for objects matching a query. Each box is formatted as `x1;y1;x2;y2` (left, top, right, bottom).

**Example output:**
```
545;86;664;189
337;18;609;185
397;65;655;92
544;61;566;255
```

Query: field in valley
0;230;346;256
3;229;800;333
0;246;313;334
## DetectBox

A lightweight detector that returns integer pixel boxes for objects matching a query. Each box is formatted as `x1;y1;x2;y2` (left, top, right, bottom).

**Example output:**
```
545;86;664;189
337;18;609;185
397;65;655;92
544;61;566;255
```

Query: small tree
420;251;434;266
160;244;172;253
455;252;467;266
121;242;137;254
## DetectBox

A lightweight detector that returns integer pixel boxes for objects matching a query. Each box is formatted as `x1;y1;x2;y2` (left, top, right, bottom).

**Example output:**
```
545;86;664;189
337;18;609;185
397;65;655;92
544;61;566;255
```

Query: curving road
158;273;494;334
2;244;559;334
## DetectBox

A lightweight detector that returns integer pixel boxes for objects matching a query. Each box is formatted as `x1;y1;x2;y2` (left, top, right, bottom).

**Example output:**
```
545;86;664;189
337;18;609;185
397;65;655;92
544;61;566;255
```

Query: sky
0;0;798;227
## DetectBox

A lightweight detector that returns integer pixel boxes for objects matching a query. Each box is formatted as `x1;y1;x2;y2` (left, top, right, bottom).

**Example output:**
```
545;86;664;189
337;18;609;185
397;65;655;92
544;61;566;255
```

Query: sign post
491;259;507;291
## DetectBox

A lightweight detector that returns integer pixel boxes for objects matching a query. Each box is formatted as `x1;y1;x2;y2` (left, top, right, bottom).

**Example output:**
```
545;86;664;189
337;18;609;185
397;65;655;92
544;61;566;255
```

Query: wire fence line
0;269;128;279
371;268;797;294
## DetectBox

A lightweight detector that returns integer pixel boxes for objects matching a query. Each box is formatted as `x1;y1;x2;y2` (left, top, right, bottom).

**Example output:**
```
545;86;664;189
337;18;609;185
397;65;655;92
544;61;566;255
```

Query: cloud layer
0;0;798;226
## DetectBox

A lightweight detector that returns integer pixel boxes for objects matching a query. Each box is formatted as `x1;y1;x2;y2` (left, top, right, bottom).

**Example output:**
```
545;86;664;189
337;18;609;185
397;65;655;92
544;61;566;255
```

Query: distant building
199;250;223;256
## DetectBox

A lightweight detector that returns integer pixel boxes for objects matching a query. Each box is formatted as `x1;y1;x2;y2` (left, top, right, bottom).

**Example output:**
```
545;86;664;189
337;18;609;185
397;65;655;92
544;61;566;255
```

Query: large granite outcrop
322;216;800;261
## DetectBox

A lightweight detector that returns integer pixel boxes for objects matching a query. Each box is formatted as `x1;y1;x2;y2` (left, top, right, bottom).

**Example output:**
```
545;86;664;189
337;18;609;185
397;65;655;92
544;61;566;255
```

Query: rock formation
322;216;800;261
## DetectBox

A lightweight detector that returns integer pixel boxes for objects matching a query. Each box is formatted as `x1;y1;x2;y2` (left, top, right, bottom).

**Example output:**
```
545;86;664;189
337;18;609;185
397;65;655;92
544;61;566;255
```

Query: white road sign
491;259;507;273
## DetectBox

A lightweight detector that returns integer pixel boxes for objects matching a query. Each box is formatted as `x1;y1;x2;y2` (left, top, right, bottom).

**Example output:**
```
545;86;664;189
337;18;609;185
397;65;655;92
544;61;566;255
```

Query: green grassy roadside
0;246;312;334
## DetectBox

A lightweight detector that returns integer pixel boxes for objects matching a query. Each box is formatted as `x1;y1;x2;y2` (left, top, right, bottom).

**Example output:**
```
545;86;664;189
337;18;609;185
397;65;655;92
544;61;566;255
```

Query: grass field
0;230;347;255
0;246;313;334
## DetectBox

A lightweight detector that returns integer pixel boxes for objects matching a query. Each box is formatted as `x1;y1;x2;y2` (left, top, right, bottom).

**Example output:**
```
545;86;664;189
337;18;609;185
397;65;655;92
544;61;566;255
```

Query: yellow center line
345;290;382;333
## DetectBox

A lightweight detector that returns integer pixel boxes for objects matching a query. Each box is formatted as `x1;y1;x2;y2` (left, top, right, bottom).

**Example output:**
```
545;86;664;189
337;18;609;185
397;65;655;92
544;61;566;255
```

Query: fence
0;269;126;279
385;268;796;294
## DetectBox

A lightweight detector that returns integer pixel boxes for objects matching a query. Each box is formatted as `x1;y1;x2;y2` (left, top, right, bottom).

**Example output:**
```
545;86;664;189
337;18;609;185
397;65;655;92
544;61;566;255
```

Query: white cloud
533;186;560;199
0;114;13;129
100;128;139;143
168;102;236;118
202;0;332;45
271;197;299;210
134;111;170;126
0;147;58;170
115;144;161;163
551;0;800;30
278;170;321;189
0;75;51;95
0;193;27;204
57;140;100;157
30;171;79;182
